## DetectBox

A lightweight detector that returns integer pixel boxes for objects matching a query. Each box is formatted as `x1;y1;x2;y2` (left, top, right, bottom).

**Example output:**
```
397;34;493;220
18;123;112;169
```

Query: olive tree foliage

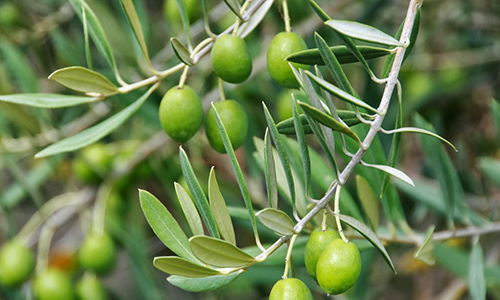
1;0;500;299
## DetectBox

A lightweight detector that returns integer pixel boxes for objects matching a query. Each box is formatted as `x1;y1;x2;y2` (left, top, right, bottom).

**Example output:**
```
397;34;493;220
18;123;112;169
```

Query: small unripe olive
304;227;340;280
211;35;252;84
33;268;74;300
78;233;116;275
269;278;313;300
73;143;112;184
205;100;248;153
316;239;362;295
267;32;308;89
0;240;35;287
76;273;108;300
159;85;203;143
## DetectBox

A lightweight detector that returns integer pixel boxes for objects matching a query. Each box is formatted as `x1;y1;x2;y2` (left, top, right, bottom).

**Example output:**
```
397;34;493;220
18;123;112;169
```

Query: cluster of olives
0;232;115;299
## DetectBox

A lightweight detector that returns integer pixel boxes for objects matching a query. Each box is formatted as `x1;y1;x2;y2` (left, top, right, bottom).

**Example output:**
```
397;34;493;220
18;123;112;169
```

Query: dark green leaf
139;190;199;263
173;0;192;47
256;208;295;236
208;168;236;245
264;129;278;209
469;240;486;300
0;93;98;108
174;182;204;236
292;94;311;196
167;271;242;292
189;236;256;268
179;148;219;238
326;20;404;47
355;175;379;231
154;256;220;277
413;226;435;265
380;93;402;197
478;157;500;188
48;66;118;94
288;45;391;66
0;40;38;93
223;0;242;20
339;213;396;273
171;38;193;66
308;0;331;22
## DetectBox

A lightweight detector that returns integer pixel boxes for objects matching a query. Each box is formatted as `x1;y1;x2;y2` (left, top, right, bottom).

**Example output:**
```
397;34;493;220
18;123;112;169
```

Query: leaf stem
283;0;291;33
282;234;298;279
334;185;348;242
178;65;190;89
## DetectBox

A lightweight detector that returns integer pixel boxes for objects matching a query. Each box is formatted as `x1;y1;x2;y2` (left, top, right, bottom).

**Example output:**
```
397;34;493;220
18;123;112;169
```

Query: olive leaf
189;236;256;268
361;161;414;186
339;213;396;273
478;157;500;187
237;0;274;38
256;208;295;236
414;225;435;265
208;168;236;245
308;0;331;22
174;182;204;236
355;175;379;231
0;94;99;108
469;240;486;300
139;190;200;263
264;129;278;209
167;271;242;292
171;38;194;66
153;256;221;278
292;94;311;197
287;45;391;66
174;0;192;47
48;66;118;94
223;0;243;20
0;36;38;93
326;20;404;47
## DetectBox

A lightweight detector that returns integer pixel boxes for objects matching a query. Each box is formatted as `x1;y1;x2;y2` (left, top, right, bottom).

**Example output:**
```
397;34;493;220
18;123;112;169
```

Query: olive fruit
316;239;361;295
211;35;252;84
76;273;108;300
0;240;35;287
78;233;116;275
205;100;248;153
276;89;306;122
159;85;203;143
304;227;340;280
269;278;313;300
164;0;200;25
267;32;308;89
73;143;112;184
33;268;74;300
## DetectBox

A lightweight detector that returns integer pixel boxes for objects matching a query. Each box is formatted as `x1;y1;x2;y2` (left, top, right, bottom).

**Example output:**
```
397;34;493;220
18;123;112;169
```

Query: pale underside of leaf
189;236;256;268
153;256;221;278
48;66;118;94
326;20;404;47
0;94;99;108
167;271;243;292
256;208;295;236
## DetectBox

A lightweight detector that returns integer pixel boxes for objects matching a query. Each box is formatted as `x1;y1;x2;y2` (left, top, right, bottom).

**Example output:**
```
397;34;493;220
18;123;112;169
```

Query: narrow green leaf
208;168;236;245
223;0;242;20
306;71;377;113
69;0;118;75
299;101;362;145
380;93;402;197
314;33;355;96
179;148;220;238
153;256;220;278
35;85;154;158
292;94;311;196
210;103;260;245
0;40;38;93
174;182;204;236
262;103;296;205
355;175;379;231
362;162;414;186
413;225;435;265
0;93;98;108
339;213;396;273
478;157;500;187
237;0;274;38
173;0;192;47
82;7;93;70
264;129;278;209
287;45;391;66
167;271;242;292
170;37;193;66
469;240;486;300
492;99;500;140
326;20;404;47
189;236;256;268
48;66;118;94
118;0;152;67
308;0;331;22
139;190;199;263
256;208;295;236
385;127;457;152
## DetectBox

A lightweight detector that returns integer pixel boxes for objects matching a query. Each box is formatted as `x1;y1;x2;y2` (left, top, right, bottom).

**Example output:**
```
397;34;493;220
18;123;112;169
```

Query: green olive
304;227;340;280
267;32;308;89
32;268;74;300
78;233;116;275
316;239;362;295
269;278;313;300
211;35;252;84
205;100;248;153
72;143;112;184
275;89;307;122
0;240;35;287
76;273;108;300
164;0;200;25
159;85;203;143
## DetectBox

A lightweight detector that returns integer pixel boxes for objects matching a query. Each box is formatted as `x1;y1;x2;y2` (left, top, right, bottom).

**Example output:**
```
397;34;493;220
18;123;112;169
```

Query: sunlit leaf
139;190;199;263
326;20;404;47
175;182;204;236
35;84;155;157
171;38;193;66
384;127;457;152
154;256;220;277
48;66;118;94
362;162;414;186
339;213;396;273
256;208;295;236
208;168;236;245
288;45;391;66
168;271;242;292
355;175;379;231
0;94;98;108
414;226;435;265
189;236;256;268
469;240;486;300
